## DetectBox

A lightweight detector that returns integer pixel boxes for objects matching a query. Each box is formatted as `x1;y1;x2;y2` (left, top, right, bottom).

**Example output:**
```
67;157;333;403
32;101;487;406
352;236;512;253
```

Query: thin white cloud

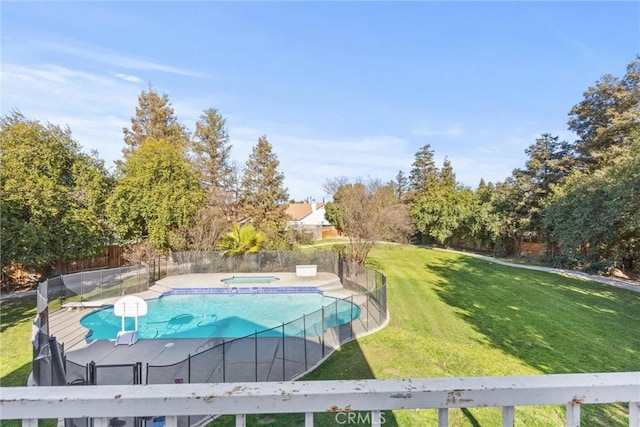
1;63;141;168
39;39;205;78
111;72;144;83
4;63;115;86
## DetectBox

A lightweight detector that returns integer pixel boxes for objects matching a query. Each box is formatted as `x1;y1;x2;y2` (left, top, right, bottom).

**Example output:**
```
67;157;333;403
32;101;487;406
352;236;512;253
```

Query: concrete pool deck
49;272;368;371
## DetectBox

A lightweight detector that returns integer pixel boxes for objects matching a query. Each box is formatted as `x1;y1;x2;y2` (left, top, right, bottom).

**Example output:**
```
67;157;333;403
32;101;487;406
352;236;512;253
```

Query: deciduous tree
410;158;469;245
324;177;413;264
545;135;640;274
187;206;229;251
1;112;112;279
106;137;205;251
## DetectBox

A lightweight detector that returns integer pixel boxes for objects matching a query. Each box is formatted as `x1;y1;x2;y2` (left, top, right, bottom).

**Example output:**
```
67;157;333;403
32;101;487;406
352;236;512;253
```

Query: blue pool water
80;291;360;340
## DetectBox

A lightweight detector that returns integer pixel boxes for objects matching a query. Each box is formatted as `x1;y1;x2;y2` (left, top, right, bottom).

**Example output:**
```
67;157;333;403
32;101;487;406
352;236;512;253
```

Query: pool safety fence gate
32;251;388;391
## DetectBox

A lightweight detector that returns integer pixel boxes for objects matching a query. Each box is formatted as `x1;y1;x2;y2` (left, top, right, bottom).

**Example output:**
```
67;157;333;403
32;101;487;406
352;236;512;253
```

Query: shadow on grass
426;252;639;425
210;338;399;427
0;296;37;333
1;361;32;387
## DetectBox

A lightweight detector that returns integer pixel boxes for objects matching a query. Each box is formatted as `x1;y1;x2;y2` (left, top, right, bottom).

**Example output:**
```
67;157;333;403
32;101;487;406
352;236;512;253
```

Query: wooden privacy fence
54;245;124;275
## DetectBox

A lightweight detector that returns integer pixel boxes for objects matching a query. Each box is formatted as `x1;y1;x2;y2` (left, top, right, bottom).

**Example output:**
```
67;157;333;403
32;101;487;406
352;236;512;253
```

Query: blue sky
2;1;638;201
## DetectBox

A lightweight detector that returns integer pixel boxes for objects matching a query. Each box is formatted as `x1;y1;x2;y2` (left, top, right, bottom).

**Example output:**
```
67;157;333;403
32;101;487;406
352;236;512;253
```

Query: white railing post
630;401;640;427
304;412;314;427
93;418;109;427
438;408;448;426
502;406;515;426
164;416;178;427
22;420;37;427
371;410;382;427
235;413;246;427
566;402;580;427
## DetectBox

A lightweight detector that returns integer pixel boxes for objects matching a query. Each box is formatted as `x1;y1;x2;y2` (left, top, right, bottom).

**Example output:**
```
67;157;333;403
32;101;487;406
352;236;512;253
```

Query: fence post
379;279;384;326
321;306;325;358
282;323;285;381
255;332;258;382
303;314;307;370
350;295;354;339
58;276;63;308
88;361;96;385
366;293;370;331
222;339;226;382
188;354;191;383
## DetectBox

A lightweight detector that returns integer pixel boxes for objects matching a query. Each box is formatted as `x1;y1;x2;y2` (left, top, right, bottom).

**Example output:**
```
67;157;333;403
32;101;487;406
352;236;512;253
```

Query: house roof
285;202;325;221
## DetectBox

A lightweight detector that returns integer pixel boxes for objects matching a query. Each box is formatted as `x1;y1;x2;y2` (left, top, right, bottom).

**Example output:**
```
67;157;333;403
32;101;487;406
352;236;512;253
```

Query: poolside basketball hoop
113;296;148;346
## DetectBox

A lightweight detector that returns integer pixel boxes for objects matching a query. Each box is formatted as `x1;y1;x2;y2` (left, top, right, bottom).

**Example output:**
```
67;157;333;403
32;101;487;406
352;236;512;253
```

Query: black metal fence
33;250;388;393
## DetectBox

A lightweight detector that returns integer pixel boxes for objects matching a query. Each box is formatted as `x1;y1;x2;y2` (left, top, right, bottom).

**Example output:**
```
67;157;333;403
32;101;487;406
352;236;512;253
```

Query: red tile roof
285;202;325;221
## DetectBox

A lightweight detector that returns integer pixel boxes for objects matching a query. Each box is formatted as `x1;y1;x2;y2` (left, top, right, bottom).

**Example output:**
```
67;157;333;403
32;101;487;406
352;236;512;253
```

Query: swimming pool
80;291;360;340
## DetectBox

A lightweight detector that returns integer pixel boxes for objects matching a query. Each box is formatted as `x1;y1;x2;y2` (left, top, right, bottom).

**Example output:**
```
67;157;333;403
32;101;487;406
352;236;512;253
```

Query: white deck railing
2;372;639;427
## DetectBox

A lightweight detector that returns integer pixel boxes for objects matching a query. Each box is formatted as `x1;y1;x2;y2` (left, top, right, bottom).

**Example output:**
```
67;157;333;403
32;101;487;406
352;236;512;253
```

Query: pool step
318;279;344;293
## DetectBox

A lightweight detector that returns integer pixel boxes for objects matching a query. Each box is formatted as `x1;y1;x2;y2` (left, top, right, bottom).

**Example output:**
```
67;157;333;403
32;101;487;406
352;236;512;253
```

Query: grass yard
214;245;640;426
1;296;61;427
2;245;639;426
0;295;39;388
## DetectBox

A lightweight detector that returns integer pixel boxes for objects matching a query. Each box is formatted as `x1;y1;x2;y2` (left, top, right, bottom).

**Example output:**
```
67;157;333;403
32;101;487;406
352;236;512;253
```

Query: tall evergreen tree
393;170;409;202
440;156;456;189
408;143;438;198
239;136;289;247
523;133;575;194
122;86;188;160
568;57;640;169
511;133;577;243
191;108;238;219
476;178;495;204
192;108;234;195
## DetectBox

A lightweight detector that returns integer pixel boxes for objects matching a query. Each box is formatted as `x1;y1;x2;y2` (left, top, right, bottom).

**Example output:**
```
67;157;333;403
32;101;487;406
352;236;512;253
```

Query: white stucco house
285;202;338;240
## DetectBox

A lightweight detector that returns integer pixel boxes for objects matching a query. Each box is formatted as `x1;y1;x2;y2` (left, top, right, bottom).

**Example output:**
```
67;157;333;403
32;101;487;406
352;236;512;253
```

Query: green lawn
215;245;640;426
3;245;639;426
0;295;39;388
1;296;61;427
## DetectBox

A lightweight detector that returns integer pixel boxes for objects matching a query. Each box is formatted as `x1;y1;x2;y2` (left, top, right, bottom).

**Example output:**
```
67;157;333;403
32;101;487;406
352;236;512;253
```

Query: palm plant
217;223;265;257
